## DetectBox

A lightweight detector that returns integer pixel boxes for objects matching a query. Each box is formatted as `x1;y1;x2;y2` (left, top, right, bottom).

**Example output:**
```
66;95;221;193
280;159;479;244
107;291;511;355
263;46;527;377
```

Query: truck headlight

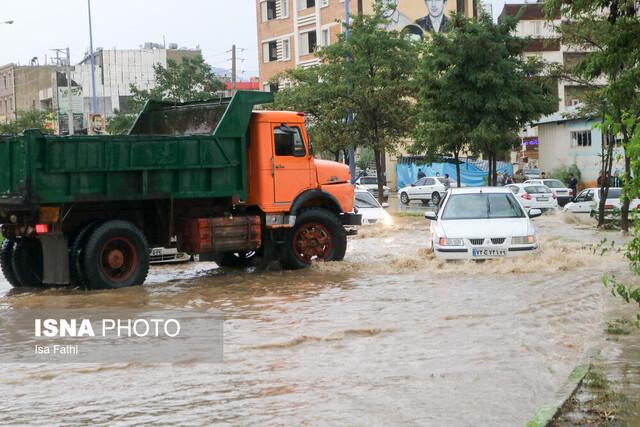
438;237;464;246
512;235;536;244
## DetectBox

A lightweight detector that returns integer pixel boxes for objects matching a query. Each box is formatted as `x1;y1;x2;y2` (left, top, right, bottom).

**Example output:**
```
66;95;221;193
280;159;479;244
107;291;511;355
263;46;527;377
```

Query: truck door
272;125;312;204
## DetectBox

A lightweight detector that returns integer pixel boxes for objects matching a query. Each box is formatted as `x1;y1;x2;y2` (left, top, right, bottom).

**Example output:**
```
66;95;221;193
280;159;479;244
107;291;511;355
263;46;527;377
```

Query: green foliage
106;110;136;135
413;12;556;185
0;109;55;135
271;6;418;201
128;55;225;113
550;164;582;184
356;147;375;171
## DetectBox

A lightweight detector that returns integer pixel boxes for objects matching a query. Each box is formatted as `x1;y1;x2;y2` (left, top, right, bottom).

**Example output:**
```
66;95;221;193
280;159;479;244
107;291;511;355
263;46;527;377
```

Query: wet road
0;205;632;426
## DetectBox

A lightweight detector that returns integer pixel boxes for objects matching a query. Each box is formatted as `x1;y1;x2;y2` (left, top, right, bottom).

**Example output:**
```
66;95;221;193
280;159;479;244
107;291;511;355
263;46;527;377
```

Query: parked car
425;187;541;260
506;183;558;211
149;246;192;264
563;187;640;216
354;189;393;226
354;176;390;201
523;179;573;206
398;176;446;206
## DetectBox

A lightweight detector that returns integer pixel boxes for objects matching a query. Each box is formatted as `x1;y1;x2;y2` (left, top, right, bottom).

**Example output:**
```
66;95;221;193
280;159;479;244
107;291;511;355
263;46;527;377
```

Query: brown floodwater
0;206;634;426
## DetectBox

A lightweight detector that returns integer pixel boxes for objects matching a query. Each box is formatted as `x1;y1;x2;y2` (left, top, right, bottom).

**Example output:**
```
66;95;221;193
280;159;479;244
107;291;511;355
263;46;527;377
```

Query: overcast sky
0;0;511;79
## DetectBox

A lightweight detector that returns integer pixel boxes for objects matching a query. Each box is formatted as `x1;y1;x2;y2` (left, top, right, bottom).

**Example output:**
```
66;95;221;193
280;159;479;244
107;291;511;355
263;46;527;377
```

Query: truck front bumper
341;213;362;226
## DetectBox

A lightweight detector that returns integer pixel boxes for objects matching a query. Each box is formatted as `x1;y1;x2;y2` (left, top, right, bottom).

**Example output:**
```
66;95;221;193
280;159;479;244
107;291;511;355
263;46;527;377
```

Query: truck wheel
83;220;149;290
69;221;101;289
215;251;258;268
1;240;22;288
284;209;347;269
11;238;44;288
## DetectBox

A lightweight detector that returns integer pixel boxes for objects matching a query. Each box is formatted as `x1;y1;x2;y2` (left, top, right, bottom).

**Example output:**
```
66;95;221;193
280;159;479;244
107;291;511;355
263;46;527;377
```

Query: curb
525;364;591;427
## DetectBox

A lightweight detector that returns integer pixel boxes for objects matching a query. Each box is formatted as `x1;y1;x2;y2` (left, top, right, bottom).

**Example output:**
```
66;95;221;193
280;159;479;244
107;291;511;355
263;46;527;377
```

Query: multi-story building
256;0;478;90
0;64;57;123
70;44;202;117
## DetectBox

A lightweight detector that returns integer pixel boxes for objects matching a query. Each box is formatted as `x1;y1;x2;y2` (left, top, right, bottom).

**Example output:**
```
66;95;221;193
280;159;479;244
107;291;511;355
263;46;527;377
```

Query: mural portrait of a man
380;0;425;39
415;0;452;33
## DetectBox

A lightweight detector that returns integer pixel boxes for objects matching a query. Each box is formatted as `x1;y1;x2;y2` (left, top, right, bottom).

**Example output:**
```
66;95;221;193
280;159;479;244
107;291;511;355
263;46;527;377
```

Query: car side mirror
528;208;542;218
382;202;389;208
424;211;437;220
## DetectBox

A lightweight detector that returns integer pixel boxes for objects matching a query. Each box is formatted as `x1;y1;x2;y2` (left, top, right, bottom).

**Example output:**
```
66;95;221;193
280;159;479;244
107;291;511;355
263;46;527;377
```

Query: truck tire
1;240;22;288
214;251;258;268
83;220;149;290
283;208;347;270
11;238;44;288
69;221;101;289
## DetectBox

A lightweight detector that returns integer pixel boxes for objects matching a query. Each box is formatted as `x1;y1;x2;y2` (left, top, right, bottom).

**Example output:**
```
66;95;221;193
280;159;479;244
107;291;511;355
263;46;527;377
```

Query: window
355;191;381;209
605;133;623;147
274;126;306;157
415;178;428;186
261;0;277;21
362;177;378;185
299;30;317;55
280;38;291;61
321;28;330;47
321;0;329;6
425;178;436;186
570;130;592;148
263;40;279;63
298;0;315;9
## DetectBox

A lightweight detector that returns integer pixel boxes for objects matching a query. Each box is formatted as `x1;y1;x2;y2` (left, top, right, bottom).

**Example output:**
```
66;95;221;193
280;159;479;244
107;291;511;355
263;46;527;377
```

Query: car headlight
512;235;536;244
438;237;464;246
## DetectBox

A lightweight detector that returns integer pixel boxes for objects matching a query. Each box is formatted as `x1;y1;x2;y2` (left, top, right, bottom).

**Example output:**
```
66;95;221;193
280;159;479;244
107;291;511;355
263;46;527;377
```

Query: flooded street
0;203;633;426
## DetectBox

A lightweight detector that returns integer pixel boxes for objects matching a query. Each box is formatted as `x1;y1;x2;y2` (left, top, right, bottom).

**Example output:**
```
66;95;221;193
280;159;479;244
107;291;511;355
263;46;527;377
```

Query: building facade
0;64;57;123
256;0;478;89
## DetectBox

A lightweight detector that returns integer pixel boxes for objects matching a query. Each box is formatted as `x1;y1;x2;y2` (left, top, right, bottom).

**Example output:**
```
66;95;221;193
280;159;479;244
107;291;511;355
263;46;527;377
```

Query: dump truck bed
0;91;273;210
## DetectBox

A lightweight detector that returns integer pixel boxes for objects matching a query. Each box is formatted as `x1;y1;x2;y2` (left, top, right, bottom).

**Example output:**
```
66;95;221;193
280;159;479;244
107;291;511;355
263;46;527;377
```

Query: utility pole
87;0;98;114
231;44;237;94
66;48;74;135
345;0;356;182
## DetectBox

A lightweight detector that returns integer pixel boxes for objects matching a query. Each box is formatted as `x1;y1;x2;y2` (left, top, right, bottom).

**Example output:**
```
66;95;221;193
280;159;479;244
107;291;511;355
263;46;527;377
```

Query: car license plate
472;248;507;257
151;248;163;257
537;197;548;201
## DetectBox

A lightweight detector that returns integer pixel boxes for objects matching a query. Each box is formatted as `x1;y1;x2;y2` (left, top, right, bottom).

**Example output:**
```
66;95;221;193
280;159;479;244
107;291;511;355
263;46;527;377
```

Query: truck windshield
442;193;525;220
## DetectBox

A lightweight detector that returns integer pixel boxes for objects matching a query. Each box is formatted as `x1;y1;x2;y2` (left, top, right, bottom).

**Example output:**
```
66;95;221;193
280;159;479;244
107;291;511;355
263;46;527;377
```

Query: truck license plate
472;248;507;257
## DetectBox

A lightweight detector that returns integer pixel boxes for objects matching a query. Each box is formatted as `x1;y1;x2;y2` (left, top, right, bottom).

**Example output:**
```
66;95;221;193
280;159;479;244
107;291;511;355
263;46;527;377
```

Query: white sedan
425;187;541;260
523;179;573;206
354;189;393;226
506;183;558;211
399;177;446;206
564;187;640;215
354;176;390;201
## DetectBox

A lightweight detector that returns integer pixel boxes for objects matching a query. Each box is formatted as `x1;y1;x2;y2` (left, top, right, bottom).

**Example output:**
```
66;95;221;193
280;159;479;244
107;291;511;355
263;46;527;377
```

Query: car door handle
275;164;285;169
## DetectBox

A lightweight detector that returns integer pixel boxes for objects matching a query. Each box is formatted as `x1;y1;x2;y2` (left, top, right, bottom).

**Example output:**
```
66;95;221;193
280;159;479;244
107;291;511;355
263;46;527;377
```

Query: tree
414;13;556;186
271;6;418;202
106;110;136;135
0;109;55;135
128;55;225;113
547;0;640;230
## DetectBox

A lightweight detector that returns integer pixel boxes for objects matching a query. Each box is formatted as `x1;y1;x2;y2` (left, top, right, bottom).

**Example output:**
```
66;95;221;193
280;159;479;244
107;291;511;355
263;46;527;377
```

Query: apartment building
0;64;57;123
256;0;477;89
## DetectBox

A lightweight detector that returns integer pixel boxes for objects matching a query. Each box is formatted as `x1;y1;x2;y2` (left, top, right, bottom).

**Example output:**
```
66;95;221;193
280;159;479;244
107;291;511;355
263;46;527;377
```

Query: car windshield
355;191;381;209
543;180;565;189
362;177;377;185
441;193;526;220
525;185;551;194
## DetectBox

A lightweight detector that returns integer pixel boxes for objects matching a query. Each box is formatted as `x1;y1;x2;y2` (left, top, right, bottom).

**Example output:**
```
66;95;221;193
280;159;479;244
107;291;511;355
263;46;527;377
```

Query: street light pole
345;0;356;182
87;0;98;114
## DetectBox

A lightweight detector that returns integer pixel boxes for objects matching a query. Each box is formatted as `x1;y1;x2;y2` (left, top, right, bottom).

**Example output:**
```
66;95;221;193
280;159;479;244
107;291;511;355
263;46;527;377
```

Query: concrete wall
538;119;625;185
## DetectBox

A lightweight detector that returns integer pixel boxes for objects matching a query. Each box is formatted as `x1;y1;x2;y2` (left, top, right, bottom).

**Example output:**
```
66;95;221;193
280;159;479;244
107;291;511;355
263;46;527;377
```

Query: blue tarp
396;160;513;189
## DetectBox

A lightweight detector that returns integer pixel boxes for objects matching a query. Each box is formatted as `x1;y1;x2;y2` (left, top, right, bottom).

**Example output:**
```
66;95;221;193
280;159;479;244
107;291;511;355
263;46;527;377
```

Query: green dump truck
0;91;359;290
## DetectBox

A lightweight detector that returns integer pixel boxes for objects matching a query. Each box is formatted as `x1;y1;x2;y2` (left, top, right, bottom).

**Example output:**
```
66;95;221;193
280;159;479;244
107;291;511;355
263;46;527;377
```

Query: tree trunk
487;152;492;186
492;155;498;186
454;150;461;187
374;148;386;204
597;129;614;228
621;153;631;232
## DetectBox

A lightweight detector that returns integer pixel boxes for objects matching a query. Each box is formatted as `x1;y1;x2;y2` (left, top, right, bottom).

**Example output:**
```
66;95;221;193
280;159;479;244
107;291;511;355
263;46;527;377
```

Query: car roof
583;187;622;191
449;186;512;194
510;183;546;187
